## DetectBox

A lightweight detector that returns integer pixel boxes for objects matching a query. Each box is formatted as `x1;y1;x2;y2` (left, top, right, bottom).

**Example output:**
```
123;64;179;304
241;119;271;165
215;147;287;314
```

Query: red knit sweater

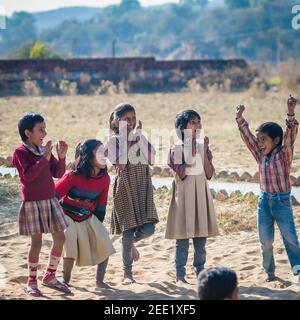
12;144;66;201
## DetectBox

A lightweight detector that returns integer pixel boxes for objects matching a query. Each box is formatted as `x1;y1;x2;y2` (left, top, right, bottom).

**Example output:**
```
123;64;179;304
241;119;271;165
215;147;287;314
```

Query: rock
230;190;242;198
152;166;162;176
251;172;260;183
210;188;216;199
217;171;229;179
215;189;229;201
291;196;300;206
240;172;252;182
290;175;298;187
244;191;256;198
161;167;172;177
5;156;13;167
0;157;5;166
229;172;239;181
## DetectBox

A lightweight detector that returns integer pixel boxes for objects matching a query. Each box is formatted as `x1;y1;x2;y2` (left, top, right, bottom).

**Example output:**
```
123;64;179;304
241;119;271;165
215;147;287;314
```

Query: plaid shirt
236;115;299;193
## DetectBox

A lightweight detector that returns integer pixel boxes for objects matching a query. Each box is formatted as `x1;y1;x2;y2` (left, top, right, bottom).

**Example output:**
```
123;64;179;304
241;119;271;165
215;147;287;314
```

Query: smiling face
256;132;280;155
119;111;137;133
25;121;47;148
186;117;202;139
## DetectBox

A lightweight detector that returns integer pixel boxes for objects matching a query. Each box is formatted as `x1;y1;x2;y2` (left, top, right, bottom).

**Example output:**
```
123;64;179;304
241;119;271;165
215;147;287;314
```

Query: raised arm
284;95;298;164
235;104;262;163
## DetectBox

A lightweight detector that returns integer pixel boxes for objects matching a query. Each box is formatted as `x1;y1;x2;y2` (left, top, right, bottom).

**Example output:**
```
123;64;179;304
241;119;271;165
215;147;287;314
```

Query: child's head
198;267;238;300
74;139;107;179
18;112;46;147
256;122;283;155
109;103;136;134
175;110;201;140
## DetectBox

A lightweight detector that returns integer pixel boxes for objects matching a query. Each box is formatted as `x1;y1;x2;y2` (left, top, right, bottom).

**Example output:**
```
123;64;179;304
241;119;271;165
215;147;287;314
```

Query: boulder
291;196;300;206
290;175;298;187
240;172;252;182
215;189;229;201
229;172;240;181
217;171;229;179
210;188;216;199
251;172;260;183
152;166;162;176
161;167;172;177
230;190;242;198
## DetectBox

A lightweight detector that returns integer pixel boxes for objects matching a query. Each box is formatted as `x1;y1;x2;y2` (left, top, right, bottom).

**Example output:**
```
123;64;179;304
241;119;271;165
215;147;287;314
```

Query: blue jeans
122;223;155;276
175;238;207;277
258;192;300;275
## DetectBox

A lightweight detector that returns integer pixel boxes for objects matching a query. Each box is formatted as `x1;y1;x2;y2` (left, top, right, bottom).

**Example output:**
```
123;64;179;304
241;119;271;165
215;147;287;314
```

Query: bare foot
132;245;140;262
96;281;112;289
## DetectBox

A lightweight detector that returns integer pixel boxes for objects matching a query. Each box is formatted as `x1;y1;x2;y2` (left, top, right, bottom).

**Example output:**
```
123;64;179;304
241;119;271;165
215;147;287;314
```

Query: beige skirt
64;215;116;266
165;174;219;240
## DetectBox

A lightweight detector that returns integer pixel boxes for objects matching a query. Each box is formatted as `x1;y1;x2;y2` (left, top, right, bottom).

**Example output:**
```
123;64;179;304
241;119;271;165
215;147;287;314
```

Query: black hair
198;268;238;300
18;112;45;142
109;102;136;134
73;139;107;179
256;122;283;146
175;109;201;140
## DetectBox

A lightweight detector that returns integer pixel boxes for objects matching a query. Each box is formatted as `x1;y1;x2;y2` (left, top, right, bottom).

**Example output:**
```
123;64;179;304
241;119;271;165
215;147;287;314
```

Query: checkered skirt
111;163;159;235
18;197;68;236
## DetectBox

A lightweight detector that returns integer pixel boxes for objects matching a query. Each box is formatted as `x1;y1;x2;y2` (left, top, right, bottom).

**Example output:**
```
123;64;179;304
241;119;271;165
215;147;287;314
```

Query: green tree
225;0;250;9
120;0;141;10
7;42;61;59
179;0;209;7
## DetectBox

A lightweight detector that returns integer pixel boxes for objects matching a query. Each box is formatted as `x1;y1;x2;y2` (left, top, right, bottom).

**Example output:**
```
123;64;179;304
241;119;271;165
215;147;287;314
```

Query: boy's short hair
256;122;283;146
198;267;238;300
18;112;44;142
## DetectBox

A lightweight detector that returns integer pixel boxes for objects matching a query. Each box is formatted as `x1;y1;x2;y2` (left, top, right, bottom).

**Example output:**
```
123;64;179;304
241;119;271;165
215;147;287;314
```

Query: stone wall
0;57;257;95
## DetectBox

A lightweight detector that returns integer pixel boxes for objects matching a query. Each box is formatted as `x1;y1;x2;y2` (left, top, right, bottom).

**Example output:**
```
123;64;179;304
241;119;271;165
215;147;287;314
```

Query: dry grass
1;91;300;175
3;177;300;235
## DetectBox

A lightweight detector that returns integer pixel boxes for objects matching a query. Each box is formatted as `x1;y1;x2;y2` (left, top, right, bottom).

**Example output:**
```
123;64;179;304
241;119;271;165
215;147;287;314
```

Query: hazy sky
0;0;180;15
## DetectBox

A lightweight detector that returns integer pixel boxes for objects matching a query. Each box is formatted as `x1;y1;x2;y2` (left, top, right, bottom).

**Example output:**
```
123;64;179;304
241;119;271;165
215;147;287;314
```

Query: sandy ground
1;190;300;300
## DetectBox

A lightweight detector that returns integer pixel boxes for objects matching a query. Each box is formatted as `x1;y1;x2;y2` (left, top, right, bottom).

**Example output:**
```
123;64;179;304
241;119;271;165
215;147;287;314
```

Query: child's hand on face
44;141;53;161
287;95;297;115
56;141;68;159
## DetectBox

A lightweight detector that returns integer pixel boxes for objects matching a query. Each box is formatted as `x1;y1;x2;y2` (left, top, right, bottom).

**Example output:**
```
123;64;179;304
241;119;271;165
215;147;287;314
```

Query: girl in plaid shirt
236;95;300;282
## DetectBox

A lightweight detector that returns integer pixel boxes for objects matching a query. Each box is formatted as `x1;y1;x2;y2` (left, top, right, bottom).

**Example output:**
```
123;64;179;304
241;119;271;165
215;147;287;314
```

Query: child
198;268;238;300
165;110;219;285
107;102;159;285
12;112;70;297
236;95;300;282
55;139;115;288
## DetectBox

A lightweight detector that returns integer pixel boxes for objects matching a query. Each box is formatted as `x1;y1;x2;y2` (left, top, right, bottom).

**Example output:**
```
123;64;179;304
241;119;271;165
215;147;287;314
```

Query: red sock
43;250;62;282
28;259;38;286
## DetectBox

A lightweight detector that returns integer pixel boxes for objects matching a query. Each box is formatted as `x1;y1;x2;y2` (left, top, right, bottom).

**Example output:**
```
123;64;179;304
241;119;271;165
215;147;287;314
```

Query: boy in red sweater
13;112;70;296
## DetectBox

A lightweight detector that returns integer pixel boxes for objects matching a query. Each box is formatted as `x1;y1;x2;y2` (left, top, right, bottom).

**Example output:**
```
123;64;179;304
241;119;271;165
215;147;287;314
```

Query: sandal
24;285;43;297
42;275;71;294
